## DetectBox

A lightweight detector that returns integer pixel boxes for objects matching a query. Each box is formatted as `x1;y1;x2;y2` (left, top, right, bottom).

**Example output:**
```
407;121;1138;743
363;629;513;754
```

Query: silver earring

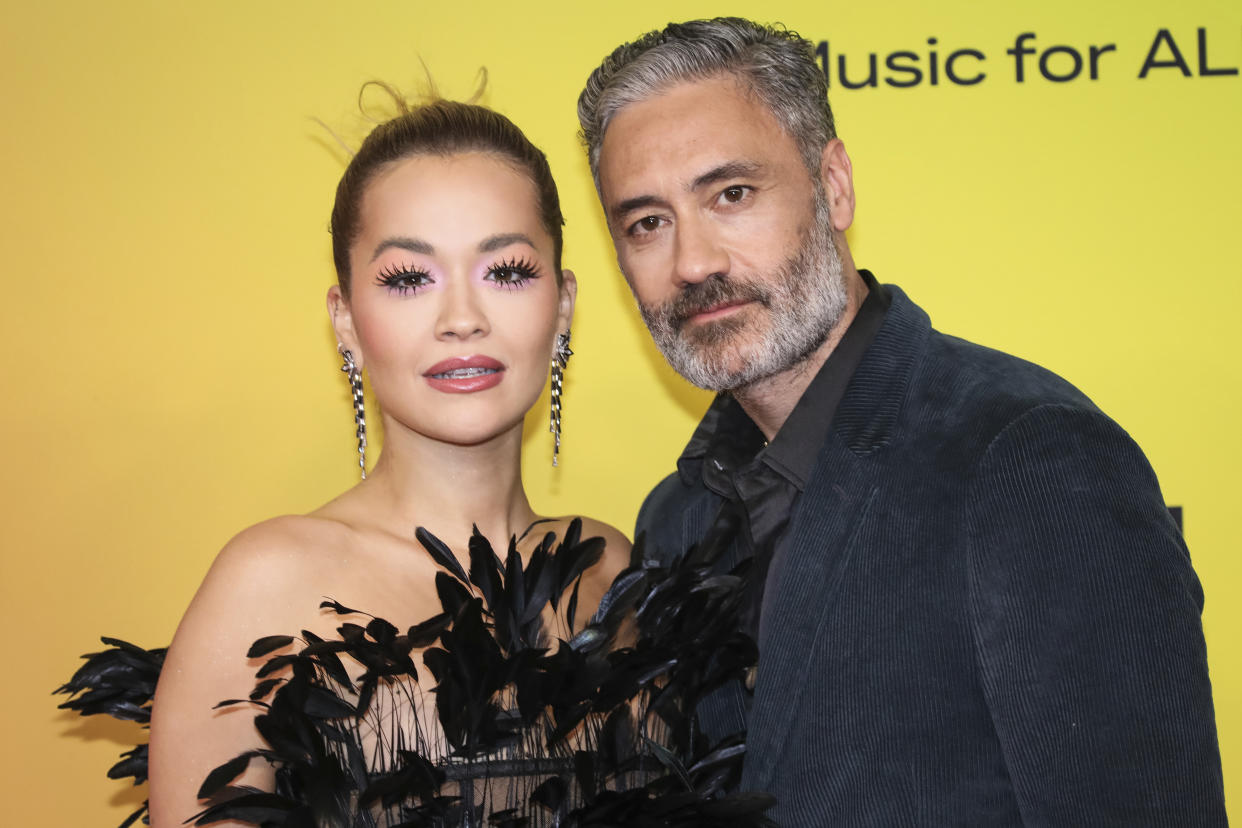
549;331;572;467
339;345;367;480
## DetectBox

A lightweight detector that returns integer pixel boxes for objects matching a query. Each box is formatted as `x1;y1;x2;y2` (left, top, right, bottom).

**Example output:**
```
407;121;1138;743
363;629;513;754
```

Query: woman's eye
486;258;540;289
375;267;432;295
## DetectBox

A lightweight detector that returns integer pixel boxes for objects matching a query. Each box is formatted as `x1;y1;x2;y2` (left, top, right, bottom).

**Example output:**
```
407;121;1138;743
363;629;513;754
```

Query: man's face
597;75;847;391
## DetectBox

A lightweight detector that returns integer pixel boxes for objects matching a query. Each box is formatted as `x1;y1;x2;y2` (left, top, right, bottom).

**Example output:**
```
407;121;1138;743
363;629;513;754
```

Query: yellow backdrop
3;1;1237;823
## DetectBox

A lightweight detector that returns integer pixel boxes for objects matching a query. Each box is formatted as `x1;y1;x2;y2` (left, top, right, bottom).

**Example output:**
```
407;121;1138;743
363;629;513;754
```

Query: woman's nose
435;282;490;340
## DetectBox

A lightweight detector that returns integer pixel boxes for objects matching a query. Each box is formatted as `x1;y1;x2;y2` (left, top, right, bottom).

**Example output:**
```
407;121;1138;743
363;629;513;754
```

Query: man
578;17;1226;826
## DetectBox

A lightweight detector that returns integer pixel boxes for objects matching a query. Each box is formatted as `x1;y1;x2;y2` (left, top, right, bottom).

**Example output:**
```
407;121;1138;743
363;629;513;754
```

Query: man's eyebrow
478;233;536;253
611;195;664;222
609;161;765;222
370;236;433;262
691;161;763;191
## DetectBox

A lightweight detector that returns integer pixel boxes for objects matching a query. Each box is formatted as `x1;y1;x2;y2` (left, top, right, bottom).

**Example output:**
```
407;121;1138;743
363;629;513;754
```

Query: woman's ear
327;285;362;367
556;269;578;333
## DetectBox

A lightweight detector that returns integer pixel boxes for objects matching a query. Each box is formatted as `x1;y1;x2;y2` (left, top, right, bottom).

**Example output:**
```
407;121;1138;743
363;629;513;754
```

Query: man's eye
630;215;662;235
721;186;748;203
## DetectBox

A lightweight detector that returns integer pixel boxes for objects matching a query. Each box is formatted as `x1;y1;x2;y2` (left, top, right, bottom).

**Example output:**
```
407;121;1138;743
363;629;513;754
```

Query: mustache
648;275;770;329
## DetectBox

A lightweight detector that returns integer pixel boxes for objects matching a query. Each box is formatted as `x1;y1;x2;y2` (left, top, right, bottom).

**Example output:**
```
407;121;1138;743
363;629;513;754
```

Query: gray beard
638;189;848;392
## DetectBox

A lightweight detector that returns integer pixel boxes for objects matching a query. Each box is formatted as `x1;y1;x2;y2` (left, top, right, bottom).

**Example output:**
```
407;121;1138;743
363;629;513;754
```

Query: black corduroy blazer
636;283;1227;826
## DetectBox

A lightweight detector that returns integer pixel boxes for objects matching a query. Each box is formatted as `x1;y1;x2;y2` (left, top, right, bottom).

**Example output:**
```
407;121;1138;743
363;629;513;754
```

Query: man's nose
673;215;729;287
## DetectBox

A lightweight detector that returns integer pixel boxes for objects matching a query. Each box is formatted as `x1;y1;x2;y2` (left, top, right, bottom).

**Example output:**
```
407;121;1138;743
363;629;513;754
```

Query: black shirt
674;270;891;637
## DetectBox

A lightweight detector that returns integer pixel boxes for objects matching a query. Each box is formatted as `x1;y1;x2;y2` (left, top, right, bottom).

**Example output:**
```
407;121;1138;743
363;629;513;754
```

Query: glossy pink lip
423;355;505;394
685;299;754;324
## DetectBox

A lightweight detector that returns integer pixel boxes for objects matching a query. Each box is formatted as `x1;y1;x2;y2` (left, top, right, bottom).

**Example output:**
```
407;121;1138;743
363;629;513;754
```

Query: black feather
590;569;647;626
435;570;472;618
517;517;556;542
406;612;451;648
565;575;582;633
416;526;469;584
468;526;503;613
319;598;361;615
63;516;776;827
197;752;255;799
248;635;296;658
250;677;283;701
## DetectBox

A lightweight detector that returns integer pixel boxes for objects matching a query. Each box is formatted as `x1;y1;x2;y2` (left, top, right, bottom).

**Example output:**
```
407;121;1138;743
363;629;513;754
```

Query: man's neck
733;268;868;441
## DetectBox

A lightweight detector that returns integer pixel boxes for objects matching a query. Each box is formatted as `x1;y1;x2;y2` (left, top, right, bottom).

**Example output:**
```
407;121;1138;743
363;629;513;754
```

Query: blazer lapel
741;281;931;792
744;439;879;791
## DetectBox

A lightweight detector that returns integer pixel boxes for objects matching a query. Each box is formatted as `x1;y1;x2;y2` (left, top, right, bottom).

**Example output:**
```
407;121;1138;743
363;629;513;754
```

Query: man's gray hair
577;17;836;186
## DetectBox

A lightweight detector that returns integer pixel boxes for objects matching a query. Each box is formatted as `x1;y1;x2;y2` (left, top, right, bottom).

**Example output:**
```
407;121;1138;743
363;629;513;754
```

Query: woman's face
330;152;574;450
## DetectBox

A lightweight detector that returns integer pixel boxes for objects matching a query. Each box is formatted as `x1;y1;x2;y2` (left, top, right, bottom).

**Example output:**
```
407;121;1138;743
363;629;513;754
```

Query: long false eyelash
487;256;543;289
375;263;433;295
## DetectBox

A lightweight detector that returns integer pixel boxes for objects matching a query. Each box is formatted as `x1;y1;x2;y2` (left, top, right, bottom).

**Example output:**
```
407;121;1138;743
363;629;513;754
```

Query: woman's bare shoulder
575;517;631;558
533;515;630;559
151;515;354;826
223;513;353;553
211;515;352;575
178;515;356;635
158;516;358;724
541;516;632;598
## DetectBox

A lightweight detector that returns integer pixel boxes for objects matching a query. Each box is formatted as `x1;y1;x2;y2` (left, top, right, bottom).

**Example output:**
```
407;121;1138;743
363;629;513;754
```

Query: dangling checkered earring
549;330;572;467
338;345;367;480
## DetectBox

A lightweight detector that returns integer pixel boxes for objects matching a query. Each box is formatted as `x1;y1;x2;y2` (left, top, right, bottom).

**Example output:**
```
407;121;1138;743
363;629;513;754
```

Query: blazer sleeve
965;403;1226;826
635;471;694;565
634;474;672;540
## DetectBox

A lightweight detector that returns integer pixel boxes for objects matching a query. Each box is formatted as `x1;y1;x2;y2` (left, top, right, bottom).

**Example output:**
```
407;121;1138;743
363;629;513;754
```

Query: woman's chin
377;393;537;453
415;419;527;451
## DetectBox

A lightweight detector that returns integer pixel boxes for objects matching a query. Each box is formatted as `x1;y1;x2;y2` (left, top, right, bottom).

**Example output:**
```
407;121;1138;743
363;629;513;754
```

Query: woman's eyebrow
370;236;433;262
478;233;536;253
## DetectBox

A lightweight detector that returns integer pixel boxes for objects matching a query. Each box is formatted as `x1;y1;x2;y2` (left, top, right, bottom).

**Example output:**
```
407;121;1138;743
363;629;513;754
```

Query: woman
61;89;769;828
147;92;629;826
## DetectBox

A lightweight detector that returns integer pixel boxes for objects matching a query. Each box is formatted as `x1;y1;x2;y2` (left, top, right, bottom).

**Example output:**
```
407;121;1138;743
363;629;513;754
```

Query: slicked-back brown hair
330;91;564;296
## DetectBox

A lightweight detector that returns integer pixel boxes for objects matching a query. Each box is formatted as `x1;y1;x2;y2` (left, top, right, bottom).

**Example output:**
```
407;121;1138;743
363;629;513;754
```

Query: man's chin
679;312;752;347
665;342;775;392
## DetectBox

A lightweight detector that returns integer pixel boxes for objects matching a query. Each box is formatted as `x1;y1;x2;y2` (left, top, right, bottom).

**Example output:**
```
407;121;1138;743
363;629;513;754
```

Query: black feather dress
57;518;773;827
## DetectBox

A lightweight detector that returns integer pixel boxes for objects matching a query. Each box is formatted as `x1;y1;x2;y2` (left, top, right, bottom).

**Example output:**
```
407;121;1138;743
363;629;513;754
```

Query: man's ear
819;138;856;233
556;269;578;333
327;285;362;367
